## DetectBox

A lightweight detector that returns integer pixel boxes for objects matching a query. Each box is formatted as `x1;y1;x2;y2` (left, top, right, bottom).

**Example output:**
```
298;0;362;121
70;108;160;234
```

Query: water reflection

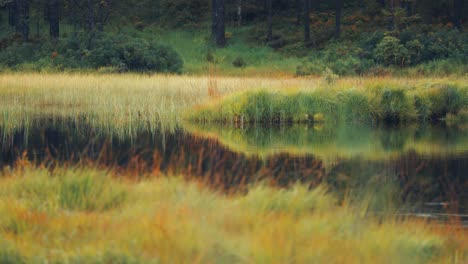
1;118;467;222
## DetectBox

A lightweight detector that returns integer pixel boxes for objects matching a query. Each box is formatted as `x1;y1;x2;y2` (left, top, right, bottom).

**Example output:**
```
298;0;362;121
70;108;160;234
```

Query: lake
2;117;467;225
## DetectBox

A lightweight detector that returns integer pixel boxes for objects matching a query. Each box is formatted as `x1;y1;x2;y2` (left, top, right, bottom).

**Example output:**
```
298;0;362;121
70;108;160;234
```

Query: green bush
0;43;43;67
0;33;184;73
374;36;409;66
232;57;247;68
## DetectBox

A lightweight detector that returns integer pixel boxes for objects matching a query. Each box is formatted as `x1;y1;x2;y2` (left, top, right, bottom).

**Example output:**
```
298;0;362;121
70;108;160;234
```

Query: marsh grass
1;74;466;139
191;81;467;125
0;73;326;138
1;166;127;213
0;165;466;263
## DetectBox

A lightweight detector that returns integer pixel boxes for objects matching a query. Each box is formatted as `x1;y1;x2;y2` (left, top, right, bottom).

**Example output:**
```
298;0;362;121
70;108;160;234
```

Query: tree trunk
304;0;310;43
86;0;96;49
453;0;462;30
266;0;272;41
296;0;301;25
16;0;29;42
87;0;95;32
215;0;226;47
70;0;79;36
8;1;17;28
335;0;343;39
96;0;110;32
237;0;242;26
403;0;413;16
48;0;60;39
211;0;217;37
389;0;395;30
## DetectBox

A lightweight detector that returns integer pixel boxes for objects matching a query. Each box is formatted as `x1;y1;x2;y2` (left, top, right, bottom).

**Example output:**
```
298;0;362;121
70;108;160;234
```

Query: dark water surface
1;118;467;224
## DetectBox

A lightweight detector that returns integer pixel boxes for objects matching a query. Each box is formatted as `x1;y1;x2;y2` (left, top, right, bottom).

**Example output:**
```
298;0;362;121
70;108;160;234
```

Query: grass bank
190;80;468;124
0;165;466;263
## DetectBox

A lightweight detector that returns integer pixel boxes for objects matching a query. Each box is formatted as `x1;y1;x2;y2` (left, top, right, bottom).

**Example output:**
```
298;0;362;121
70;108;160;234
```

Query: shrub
87;34;183;73
405;39;424;65
206;51;215;62
373;36;409;66
232;57;247;68
0;33;184;73
323;68;339;85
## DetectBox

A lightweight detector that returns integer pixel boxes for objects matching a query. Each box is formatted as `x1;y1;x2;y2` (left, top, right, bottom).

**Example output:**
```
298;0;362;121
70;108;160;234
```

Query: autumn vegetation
0;1;467;263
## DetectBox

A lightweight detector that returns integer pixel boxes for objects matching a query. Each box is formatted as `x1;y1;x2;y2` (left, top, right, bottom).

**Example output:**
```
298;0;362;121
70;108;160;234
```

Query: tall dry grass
0;165;466;263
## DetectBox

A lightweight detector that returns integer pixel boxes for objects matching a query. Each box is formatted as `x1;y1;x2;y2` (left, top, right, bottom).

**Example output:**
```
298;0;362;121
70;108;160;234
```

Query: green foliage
323;67;339;85
0;239;24;264
297;43;374;76
0;33;184;73
337;89;372;122
7;168;128;212
378;88;414;122
425;85;466;120
58;171;127;211
374;36;410;66
191;83;467;124
232;57;247;68
159;0;208;27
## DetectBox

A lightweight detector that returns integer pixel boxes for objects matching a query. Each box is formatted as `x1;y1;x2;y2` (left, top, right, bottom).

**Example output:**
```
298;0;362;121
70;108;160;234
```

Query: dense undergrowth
0;32;184;73
0;20;466;76
0;165;466;263
190;82;468;124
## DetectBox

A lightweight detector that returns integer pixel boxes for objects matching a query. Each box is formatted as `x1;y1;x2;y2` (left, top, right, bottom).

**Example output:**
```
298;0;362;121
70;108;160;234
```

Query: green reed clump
0;239;24;264
66;251;145;264
59;171;127;211
191;84;467;124
4;168;127;212
337;89;373;122
426;85;466;120
377;88;416;123
191;90;337;124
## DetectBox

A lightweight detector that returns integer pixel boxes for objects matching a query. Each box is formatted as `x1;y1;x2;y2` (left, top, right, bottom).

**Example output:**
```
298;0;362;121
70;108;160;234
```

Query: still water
1;118;467;224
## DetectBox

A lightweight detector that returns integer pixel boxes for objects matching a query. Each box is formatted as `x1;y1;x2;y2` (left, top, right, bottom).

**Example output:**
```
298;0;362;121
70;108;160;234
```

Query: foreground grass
1;73;467;137
0;166;466;263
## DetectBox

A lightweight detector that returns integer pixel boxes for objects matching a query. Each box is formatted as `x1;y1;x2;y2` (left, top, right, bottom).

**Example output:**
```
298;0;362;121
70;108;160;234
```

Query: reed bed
190;82;468;124
1;73;467;137
0;165;466;263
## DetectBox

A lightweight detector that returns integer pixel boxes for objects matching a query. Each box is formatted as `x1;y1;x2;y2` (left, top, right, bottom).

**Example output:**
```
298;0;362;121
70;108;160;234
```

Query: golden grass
0;73;466;137
0;166;466;263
